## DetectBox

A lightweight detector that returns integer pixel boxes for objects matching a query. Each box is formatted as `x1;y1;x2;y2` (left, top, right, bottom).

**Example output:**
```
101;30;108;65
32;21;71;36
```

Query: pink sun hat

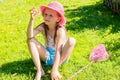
39;2;66;26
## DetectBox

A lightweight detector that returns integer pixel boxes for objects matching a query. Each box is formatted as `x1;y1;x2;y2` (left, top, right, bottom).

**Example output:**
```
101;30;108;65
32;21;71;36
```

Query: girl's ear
57;17;61;22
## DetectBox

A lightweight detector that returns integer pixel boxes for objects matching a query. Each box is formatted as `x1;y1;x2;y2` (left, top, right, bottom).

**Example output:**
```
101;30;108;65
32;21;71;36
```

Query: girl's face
43;8;60;27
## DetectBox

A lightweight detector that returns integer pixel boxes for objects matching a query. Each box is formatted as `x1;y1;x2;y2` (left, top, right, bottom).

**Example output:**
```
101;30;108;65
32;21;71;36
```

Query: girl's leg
59;37;76;65
27;38;48;80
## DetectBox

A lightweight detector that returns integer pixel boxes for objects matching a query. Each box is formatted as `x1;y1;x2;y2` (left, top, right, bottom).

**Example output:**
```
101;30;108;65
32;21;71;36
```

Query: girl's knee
67;37;76;46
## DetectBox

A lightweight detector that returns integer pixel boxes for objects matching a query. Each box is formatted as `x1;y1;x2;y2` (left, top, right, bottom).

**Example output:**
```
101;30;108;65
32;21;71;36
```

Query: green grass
0;0;120;80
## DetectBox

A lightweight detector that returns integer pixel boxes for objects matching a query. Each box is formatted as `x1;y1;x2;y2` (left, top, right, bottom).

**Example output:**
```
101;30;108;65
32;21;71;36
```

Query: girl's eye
44;13;47;16
49;15;53;17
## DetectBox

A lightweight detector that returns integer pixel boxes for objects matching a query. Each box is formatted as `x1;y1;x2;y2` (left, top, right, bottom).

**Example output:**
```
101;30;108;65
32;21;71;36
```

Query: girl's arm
27;8;43;39
27;17;34;38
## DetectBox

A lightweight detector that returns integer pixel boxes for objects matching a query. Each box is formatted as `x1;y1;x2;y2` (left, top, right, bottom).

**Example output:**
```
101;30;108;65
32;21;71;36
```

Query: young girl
27;2;76;80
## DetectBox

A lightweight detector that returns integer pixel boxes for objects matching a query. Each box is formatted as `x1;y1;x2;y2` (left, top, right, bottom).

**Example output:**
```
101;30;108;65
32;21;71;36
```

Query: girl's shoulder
57;27;66;36
57;27;66;33
37;23;44;28
56;27;67;42
35;23;45;32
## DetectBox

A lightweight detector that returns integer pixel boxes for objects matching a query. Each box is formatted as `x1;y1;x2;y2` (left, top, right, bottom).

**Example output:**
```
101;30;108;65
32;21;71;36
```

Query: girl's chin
45;22;49;25
45;22;52;26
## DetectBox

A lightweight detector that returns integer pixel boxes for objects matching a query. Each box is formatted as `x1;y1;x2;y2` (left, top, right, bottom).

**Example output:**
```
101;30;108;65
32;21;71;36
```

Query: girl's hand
30;8;38;19
51;70;62;80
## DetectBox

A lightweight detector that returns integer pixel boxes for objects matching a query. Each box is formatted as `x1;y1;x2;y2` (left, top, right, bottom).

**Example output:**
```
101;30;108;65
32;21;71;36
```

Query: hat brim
39;6;66;26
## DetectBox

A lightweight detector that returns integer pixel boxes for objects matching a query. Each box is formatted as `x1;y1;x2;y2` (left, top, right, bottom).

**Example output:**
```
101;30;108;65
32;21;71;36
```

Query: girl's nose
45;15;49;20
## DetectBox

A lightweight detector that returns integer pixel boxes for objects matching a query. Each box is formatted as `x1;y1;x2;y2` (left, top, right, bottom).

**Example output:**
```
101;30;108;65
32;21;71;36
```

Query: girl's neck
48;24;56;31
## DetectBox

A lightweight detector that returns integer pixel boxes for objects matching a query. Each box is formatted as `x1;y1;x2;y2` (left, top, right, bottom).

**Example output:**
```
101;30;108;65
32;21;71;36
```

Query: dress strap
46;34;55;48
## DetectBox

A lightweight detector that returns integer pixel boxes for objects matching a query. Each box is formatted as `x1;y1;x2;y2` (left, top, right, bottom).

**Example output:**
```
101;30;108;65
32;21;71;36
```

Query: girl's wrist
51;67;58;72
30;17;34;21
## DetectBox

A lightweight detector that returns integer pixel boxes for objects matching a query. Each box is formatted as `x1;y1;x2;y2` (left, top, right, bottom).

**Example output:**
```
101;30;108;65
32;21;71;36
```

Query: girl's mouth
45;20;50;22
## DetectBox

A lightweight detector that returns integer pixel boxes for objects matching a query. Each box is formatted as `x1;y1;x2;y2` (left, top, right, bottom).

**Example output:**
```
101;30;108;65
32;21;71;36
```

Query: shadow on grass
0;59;34;74
0;59;52;80
65;2;120;33
65;1;120;67
105;39;120;64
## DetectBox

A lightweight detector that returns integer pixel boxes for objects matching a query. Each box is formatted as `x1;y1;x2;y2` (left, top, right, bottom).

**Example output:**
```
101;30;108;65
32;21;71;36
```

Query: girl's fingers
30;10;36;14
52;77;54;80
29;8;38;19
52;76;57;80
30;10;33;14
56;76;59;80
58;76;61;80
30;8;38;14
33;11;37;14
29;7;35;11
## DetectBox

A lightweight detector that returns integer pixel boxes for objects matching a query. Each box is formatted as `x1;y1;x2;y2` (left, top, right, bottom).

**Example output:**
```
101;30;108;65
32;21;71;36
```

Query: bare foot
41;68;45;76
34;69;45;80
55;71;62;79
34;71;41;80
57;72;62;79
